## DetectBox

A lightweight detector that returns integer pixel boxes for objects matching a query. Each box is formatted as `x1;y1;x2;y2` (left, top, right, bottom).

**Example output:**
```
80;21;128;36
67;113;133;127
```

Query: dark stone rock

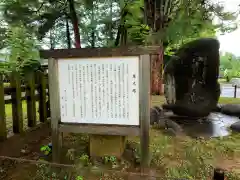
230;121;240;132
163;38;220;117
152;106;163;114
165;119;183;133
162;119;185;137
221;104;240;116
150;106;163;125
150;108;160;125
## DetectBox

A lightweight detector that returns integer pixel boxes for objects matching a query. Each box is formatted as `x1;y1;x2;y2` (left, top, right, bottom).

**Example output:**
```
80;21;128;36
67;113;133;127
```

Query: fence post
234;85;237;98
25;72;36;127
213;168;224;180
0;74;6;141
10;72;23;133
38;72;47;123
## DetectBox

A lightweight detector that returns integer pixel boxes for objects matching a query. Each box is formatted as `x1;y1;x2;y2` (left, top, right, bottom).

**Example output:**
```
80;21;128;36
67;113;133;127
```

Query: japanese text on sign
58;57;140;125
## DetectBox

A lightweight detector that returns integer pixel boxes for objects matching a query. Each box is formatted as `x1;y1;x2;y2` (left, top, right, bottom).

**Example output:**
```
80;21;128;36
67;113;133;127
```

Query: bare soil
0;123;51;180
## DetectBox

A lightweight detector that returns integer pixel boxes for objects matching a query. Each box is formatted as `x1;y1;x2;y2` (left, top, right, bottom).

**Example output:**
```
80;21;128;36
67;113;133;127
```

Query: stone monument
163;38;221;117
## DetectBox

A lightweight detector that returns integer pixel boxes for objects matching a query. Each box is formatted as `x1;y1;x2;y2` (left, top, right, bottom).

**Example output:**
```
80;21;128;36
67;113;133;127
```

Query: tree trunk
115;26;121;47
66;16;71;49
90;1;95;48
151;47;163;95
144;0;164;95
49;29;55;50
109;0;113;40
68;0;81;48
115;3;127;47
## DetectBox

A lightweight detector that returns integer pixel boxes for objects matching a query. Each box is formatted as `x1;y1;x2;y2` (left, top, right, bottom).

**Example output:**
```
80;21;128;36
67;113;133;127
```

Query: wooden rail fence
0;70;49;141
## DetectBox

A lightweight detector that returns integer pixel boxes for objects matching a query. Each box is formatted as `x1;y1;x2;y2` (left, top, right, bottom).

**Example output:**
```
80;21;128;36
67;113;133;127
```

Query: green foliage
105;0;239;50
0;24;41;74
35;164;58;180
1;0;75;48
124;1;150;45
103;155;117;165
147;0;238;49
220;52;240;81
37;10;65;40
0;25;7;49
79;154;90;166
40;145;52;156
75;176;83;180
0;0;239;51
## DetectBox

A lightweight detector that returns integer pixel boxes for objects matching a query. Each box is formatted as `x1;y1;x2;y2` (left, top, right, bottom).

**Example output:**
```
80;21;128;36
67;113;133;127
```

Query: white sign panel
58;56;140;125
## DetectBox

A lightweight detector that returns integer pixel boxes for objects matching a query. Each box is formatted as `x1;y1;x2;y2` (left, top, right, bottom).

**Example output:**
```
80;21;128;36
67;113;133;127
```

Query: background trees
0;0;239;85
220;52;240;81
1;0;238;49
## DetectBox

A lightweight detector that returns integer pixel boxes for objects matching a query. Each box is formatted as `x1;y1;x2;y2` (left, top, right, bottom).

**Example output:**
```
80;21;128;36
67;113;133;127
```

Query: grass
219;97;240;104
218;78;228;84
5;101;40;131
55;96;239;180
4;82;10;87
143;130;240;179
4;81;41;130
152;95;240;106
4;95;240;179
147;96;240;179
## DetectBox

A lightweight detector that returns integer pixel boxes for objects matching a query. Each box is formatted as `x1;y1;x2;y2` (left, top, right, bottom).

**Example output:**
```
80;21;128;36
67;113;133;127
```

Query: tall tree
0;0;238;54
65;15;72;48
142;0;239;94
68;0;81;48
2;24;41;74
2;0;83;48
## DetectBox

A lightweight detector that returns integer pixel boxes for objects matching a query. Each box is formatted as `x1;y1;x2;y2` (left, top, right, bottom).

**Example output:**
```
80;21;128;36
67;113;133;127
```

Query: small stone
0;167;4;173
150;108;160;125
163;128;176;136
20;149;29;154
112;164;119;169
230;121;240;132
221;104;240;116
152;106;163;114
165;119;183;133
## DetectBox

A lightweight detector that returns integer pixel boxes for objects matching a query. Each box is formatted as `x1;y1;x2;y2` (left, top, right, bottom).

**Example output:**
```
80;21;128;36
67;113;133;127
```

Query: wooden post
213;168;224;180
10;72;23;133
38;72;47;123
0;74;6;141
139;55;151;168
25;72;36;127
234;85;237;98
48;59;62;163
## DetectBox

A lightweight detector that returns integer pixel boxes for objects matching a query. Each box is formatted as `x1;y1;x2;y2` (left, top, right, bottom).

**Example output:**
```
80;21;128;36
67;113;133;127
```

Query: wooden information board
40;46;159;168
58;57;139;125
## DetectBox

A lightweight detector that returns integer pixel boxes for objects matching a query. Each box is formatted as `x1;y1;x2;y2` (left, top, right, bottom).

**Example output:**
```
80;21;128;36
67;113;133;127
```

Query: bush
0;24;41;75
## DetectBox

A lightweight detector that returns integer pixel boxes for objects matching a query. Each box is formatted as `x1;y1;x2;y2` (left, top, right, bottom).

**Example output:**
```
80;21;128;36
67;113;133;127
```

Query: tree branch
34;2;45;14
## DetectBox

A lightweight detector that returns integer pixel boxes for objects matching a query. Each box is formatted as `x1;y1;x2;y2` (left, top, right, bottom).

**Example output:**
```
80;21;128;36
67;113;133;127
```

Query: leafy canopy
0;23;41;74
0;0;239;50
